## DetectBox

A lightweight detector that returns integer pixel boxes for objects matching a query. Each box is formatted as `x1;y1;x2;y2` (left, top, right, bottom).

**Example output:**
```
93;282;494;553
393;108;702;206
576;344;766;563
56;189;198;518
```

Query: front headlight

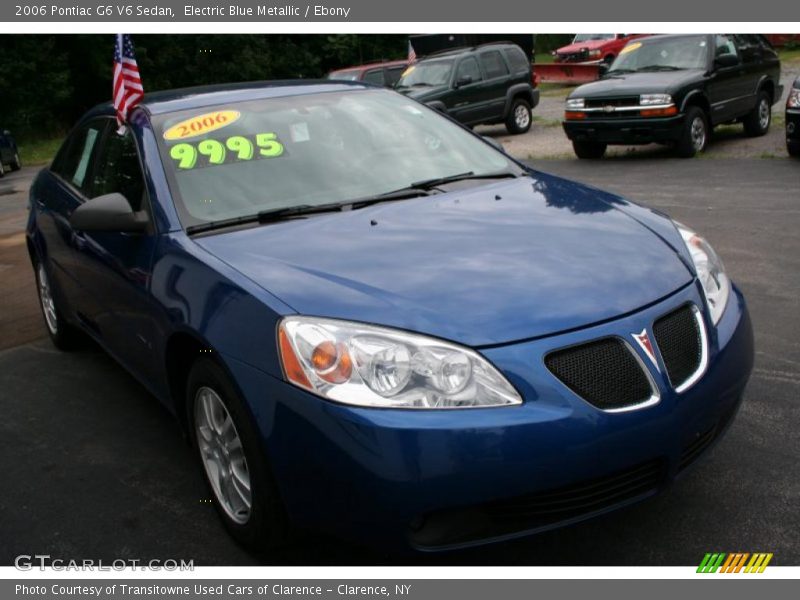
588;49;602;59
787;88;800;109
640;93;672;106
566;98;586;110
278;317;522;409
676;223;730;325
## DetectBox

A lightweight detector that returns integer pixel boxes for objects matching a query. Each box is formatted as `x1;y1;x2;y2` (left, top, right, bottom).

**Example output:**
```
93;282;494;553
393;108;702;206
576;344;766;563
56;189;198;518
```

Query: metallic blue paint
27;83;754;550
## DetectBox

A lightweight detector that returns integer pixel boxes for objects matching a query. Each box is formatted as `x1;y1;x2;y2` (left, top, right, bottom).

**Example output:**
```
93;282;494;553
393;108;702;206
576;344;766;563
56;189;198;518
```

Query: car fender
503;84;535;116
680;89;710;114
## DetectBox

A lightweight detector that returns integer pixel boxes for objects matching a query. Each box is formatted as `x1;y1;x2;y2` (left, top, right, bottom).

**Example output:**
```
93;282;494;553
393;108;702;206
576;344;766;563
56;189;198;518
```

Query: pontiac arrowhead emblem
632;329;659;370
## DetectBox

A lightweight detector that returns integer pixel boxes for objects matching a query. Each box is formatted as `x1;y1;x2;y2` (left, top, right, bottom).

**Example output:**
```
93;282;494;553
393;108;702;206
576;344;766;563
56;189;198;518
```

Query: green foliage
0;34;408;141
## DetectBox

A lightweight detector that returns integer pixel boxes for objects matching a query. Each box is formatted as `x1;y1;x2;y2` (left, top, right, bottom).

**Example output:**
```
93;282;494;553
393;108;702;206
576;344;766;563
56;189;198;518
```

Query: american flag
113;34;143;132
407;40;417;63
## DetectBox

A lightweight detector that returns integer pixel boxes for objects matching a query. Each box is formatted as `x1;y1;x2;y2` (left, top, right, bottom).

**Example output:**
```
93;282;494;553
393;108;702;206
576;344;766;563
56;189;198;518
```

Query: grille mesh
545;338;653;410
653;305;702;389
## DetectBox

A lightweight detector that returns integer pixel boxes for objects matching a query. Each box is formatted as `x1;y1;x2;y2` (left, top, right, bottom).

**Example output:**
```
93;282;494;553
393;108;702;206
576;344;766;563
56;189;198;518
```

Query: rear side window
362;69;385;86
51;119;107;193
479;50;510;79
89;130;146;210
714;35;738;59
456;57;482;83
503;47;530;74
385;66;405;87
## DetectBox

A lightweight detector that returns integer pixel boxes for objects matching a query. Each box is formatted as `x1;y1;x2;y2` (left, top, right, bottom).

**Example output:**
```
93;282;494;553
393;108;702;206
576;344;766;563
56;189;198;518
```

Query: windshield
395;60;453;88
609;36;709;73
154;89;514;227
573;34;615;43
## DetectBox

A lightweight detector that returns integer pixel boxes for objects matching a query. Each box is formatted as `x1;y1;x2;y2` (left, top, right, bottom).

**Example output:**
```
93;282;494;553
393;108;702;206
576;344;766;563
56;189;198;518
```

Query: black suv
0;128;21;177
787;76;800;158
395;43;540;135
563;34;782;158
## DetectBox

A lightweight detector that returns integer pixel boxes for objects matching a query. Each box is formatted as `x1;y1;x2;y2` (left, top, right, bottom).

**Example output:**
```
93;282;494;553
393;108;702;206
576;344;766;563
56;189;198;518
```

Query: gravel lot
0;156;798;566
478;59;800;160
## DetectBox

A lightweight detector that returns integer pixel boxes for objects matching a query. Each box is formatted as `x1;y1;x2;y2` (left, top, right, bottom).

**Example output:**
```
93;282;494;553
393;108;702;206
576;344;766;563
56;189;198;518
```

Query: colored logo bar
697;553;773;573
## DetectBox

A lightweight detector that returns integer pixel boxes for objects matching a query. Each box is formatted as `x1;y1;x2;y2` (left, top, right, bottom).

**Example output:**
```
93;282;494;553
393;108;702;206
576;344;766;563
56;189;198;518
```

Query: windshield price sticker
169;133;285;170
620;42;642;55
163;110;241;141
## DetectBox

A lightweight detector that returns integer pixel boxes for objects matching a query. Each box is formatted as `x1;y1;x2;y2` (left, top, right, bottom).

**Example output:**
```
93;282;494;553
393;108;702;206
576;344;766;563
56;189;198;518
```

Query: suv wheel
505;98;532;134
10;152;21;171
572;140;607;159
675;107;708;158
0;160;5;178
743;91;771;137
187;358;288;551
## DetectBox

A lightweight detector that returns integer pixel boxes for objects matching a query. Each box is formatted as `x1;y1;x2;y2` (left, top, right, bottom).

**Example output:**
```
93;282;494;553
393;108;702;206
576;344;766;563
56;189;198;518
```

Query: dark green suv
395;43;540;135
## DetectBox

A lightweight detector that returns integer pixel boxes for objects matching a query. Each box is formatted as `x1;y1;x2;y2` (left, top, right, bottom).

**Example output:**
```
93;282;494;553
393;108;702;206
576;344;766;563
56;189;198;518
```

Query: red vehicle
327;59;410;88
553;34;649;66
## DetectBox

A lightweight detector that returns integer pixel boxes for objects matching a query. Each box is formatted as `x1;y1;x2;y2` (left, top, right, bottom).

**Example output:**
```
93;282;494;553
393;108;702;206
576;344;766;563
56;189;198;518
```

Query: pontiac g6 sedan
27;82;753;551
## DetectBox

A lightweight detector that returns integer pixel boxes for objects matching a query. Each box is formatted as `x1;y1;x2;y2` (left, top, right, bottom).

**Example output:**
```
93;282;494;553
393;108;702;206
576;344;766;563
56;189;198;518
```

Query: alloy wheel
514;104;530;130
758;99;770;130
194;386;252;524
37;264;58;335
691;117;706;152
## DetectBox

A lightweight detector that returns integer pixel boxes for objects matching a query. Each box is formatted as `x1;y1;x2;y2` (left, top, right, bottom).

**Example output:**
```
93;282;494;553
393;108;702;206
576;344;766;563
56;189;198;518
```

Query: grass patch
534;53;555;64
18;136;63;166
532;116;562;128
778;48;800;64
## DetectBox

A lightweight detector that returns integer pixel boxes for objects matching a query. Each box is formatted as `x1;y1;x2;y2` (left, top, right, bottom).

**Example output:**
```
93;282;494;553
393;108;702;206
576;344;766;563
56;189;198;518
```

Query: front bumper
228;281;753;551
787;108;800;144
564;113;686;145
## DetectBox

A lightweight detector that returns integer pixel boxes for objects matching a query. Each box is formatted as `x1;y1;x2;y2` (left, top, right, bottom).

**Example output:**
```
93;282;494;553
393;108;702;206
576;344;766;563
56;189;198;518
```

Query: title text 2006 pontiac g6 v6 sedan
27;82;753;551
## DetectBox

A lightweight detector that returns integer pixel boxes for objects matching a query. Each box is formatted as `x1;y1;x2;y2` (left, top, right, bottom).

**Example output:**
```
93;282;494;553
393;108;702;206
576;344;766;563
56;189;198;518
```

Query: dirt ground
478;59;800;160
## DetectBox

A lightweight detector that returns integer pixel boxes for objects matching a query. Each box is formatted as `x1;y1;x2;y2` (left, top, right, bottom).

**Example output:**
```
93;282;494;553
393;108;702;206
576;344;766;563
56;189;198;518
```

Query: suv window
479;50;509;79
51;119;108;193
715;35;739;60
502;47;530;74
385;66;405;87
89;130;146;211
456;57;482;84
362;69;384;86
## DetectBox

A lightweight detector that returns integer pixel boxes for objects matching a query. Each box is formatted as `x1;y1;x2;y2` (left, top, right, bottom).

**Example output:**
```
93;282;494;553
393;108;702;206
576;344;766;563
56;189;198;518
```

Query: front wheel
787;140;800;158
572;139;607;159
505;98;532;134
675;107;709;158
10;152;21;171
187;358;288;551
0;160;5;178
743;91;771;137
34;261;82;350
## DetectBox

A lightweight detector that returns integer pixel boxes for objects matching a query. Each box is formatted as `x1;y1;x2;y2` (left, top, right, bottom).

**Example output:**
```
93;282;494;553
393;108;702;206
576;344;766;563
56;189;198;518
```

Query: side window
51;120;107;193
385;66;405;87
479;50;510;79
362;69;385;86
456;57;482;83
89;130;146;211
502;47;530;74
714;35;739;60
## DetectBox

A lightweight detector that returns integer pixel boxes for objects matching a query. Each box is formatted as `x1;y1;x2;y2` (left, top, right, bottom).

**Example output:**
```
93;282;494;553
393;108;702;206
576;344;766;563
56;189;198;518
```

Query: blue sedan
27;82;753;551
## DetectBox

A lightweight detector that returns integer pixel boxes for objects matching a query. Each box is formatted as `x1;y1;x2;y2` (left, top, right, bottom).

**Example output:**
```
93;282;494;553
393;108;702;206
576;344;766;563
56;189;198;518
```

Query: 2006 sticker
163;110;241;141
169;133;284;170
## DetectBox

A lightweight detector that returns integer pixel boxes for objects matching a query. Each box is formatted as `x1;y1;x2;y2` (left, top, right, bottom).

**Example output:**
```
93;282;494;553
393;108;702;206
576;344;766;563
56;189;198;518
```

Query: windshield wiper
186;202;349;235
636;65;683;72
409;170;520;190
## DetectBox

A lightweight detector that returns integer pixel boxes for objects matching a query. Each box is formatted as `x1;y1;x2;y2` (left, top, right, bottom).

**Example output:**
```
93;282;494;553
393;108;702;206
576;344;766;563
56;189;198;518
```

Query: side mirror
482;136;504;152
70;192;148;233
714;53;740;69
454;75;473;88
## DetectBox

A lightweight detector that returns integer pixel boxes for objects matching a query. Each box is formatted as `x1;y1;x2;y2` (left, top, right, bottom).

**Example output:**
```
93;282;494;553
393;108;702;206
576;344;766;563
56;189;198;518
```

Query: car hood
557;39;612;54
572;69;703;98
195;174;693;347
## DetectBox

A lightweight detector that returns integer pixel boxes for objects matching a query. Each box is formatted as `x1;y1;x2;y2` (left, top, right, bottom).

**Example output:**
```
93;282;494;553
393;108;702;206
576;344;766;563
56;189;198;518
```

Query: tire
187;357;288;551
505;98;532;134
743;91;771;137
675;106;709;158
789;141;800;158
0;160;5;178
572;139;607;159
10;152;21;171
34;259;82;350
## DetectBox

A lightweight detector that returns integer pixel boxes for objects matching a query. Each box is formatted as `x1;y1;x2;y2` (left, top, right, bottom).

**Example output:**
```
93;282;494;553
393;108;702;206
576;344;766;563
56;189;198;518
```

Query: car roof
85;80;372;119
417;42;519;61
